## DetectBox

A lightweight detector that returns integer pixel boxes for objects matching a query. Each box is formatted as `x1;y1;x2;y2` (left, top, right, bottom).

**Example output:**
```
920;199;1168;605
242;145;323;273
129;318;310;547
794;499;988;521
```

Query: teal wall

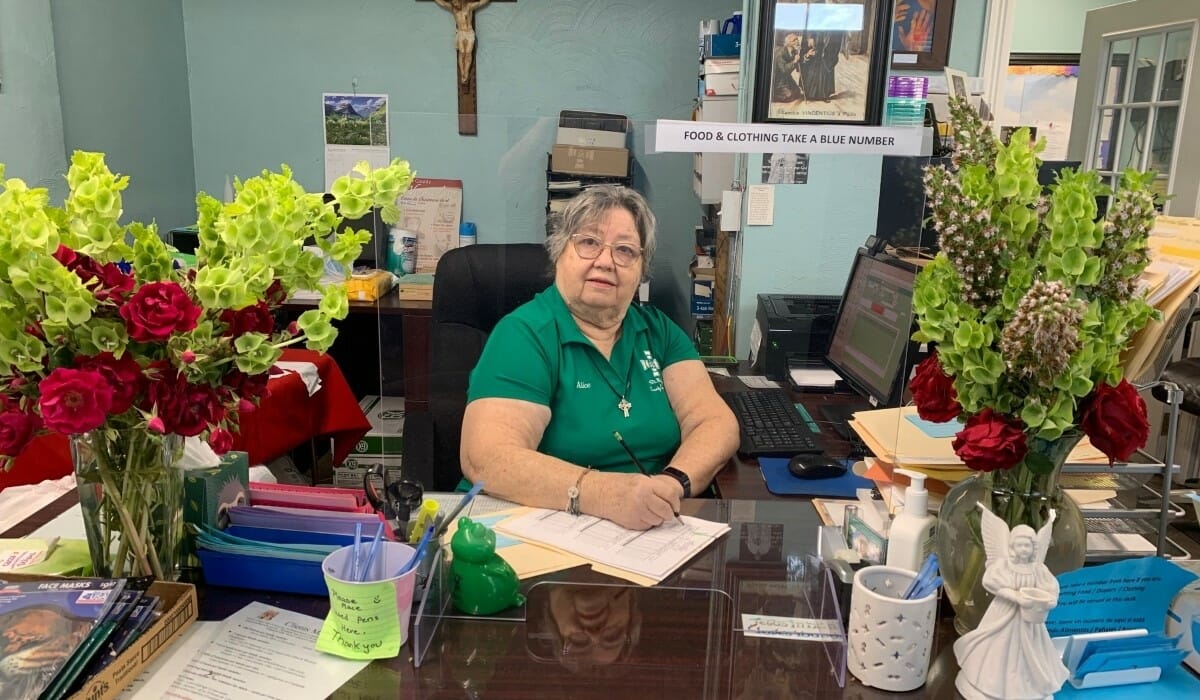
50;0;196;230
0;0;67;199
181;0;736;323
732;0;990;357
1011;0;1131;54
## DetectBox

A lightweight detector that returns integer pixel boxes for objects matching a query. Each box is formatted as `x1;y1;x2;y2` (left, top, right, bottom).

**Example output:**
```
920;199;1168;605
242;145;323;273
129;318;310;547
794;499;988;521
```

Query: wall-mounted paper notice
746;185;774;226
720;190;742;231
318;577;403;659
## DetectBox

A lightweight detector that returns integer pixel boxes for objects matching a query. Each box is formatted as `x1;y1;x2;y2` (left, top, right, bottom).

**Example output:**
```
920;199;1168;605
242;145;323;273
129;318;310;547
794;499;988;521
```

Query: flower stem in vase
73;429;184;579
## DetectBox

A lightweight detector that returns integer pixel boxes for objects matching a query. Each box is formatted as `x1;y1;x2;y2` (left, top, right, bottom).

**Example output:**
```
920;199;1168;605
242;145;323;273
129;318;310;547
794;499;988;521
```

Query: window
1088;25;1193;202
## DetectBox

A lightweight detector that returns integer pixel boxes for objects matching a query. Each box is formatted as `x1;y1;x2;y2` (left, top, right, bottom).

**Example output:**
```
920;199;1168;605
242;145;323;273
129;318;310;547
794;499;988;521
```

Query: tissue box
183;451;249;562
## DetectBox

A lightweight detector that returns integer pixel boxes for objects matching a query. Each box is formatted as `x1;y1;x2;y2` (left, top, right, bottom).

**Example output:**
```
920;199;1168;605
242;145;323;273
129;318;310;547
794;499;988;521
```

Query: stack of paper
850;406;1109;486
495;509;730;586
1122;222;1200;382
226;505;384;537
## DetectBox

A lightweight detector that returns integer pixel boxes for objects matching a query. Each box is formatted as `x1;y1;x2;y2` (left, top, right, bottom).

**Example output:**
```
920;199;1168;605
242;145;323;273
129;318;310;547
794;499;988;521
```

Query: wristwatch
661;466;692;499
568;468;592;516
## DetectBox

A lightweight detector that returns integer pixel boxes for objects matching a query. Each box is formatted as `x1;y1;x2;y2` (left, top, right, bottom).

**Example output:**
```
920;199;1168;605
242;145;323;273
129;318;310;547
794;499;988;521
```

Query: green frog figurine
450;517;525;615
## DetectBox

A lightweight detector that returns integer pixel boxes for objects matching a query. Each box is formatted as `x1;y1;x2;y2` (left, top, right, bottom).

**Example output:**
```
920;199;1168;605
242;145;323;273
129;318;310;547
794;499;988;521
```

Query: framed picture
998;53;1081;161
944;66;969;100
752;0;891;125
890;0;956;70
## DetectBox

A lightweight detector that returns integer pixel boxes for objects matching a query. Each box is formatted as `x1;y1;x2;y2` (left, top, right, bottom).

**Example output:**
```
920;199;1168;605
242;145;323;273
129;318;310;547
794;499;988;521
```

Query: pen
613;431;683;524
903;552;939;600
434;481;484;540
350;522;363;581
400;524;435;576
358;521;386;582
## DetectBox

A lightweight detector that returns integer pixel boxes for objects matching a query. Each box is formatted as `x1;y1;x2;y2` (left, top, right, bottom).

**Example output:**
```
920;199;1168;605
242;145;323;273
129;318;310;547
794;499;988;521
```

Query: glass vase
72;429;185;579
933;433;1087;634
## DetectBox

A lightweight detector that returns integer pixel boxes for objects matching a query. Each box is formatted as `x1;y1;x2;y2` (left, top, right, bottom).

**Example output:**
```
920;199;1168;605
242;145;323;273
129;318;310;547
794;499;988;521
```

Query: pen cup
846;565;937;691
316;542;419;660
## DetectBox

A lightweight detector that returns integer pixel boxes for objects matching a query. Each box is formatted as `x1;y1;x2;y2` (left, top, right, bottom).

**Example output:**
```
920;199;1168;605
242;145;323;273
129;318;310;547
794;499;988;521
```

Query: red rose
149;370;225;437
94;262;135;302
1080;380;1148;464
208;428;234;455
75;352;145;414
264;279;288;306
909;353;961;423
53;244;78;267
224;370;269;401
0;409;42;457
952;408;1028;472
37;368;113;434
119;281;202;342
219;302;274;337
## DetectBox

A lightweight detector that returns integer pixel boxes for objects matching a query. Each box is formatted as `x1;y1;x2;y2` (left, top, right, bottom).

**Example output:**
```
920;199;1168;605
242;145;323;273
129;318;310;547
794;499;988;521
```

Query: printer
753;294;841;380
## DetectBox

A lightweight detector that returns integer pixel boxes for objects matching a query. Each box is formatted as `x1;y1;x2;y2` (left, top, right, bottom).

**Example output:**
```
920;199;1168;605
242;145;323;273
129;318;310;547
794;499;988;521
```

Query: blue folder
759;457;874;497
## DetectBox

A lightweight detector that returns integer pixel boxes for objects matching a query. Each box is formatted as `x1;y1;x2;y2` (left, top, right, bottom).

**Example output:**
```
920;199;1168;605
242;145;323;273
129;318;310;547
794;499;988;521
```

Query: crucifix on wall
419;0;515;135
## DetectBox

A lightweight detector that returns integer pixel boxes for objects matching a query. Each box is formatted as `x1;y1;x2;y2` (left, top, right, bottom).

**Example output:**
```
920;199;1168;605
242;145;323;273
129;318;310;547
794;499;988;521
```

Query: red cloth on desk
0;350;369;491
232;349;369;466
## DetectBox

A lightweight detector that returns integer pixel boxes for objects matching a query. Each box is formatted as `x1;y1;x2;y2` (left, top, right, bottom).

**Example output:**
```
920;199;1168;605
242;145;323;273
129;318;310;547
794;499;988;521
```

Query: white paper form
496;509;729;582
125;602;367;699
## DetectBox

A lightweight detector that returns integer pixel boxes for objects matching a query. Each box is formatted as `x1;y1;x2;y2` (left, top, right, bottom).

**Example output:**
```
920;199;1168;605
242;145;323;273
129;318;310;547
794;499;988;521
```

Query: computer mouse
787;454;848;480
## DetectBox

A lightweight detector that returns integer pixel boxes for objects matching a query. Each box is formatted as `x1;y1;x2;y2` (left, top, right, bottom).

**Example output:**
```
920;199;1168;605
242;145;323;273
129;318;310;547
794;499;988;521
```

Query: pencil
613;431;651;476
613;431;683;524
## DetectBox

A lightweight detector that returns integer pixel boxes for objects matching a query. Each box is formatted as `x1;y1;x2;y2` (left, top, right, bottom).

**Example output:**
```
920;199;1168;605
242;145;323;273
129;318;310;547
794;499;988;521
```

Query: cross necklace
587;347;637;418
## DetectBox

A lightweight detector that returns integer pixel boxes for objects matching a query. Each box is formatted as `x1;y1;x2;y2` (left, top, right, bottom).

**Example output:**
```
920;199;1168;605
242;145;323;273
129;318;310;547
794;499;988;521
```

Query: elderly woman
460;186;739;530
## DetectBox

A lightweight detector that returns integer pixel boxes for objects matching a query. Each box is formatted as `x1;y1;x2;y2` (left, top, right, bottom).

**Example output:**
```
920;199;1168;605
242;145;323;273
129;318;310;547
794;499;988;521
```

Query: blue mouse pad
759;457;874;497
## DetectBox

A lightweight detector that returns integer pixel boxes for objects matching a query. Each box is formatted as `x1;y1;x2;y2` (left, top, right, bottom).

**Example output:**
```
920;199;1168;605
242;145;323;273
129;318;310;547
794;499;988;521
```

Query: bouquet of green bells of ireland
0;151;414;578
907;97;1159;631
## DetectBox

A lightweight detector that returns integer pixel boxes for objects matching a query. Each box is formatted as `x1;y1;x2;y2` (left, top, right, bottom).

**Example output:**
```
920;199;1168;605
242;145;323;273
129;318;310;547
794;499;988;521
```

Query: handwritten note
317;578;403;660
1046;557;1198;637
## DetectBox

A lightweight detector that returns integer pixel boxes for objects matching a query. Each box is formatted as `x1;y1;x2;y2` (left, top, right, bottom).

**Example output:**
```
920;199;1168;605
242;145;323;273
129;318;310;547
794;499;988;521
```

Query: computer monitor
876;157;1085;254
825;249;920;409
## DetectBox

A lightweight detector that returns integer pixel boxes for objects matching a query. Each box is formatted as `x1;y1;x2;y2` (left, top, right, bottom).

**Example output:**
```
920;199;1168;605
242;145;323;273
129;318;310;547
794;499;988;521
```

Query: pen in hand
613;431;683;525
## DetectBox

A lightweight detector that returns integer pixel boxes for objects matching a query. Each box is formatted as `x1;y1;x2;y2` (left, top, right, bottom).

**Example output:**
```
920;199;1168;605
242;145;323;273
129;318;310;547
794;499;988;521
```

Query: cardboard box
550;145;630;177
334;454;403;489
351;395;405;456
556;126;626;149
4;573;198;700
692;277;715;316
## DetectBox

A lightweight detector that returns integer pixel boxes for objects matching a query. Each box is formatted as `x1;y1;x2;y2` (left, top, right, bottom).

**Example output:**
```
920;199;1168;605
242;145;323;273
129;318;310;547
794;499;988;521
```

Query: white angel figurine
953;503;1070;700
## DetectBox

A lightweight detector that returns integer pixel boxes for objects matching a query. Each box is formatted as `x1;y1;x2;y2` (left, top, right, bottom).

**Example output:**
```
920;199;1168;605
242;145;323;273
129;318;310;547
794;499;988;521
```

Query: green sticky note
316;578;403;660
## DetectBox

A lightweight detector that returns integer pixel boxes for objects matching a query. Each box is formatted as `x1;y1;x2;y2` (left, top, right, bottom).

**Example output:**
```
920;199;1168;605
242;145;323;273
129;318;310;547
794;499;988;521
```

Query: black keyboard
724;389;822;457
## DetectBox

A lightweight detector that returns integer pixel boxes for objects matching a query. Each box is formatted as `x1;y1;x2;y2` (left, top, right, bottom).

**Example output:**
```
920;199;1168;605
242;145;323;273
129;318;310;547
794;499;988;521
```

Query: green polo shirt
466;284;699;477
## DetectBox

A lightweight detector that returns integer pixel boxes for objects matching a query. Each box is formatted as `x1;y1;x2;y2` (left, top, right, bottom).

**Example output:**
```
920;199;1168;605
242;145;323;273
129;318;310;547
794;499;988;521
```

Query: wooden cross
419;0;515;135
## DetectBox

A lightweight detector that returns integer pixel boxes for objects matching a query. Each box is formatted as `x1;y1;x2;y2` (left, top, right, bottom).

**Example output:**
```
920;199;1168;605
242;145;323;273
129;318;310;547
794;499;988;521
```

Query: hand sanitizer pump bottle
885;469;937;572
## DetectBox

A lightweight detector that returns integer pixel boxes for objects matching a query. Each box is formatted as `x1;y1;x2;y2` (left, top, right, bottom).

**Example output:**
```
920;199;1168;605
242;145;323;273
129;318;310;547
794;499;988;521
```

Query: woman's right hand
598;473;681;530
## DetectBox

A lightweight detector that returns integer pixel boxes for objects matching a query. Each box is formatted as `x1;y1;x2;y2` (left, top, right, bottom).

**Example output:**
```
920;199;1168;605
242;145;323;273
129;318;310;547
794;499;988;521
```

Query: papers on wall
322;93;390;191
397;179;464;273
745;185;775;226
495;509;729;585
123;602;367;699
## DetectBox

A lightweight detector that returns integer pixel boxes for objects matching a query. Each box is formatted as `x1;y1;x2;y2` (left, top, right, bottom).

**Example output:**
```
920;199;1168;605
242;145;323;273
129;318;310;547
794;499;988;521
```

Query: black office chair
401;243;552;491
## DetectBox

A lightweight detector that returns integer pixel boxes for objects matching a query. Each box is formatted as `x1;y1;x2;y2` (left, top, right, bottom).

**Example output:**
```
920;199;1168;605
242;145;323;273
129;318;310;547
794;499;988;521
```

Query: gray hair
545;185;657;282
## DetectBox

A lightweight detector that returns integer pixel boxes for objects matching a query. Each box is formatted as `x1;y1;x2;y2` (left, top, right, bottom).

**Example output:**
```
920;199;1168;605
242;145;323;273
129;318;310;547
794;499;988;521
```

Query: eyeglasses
571;234;642;267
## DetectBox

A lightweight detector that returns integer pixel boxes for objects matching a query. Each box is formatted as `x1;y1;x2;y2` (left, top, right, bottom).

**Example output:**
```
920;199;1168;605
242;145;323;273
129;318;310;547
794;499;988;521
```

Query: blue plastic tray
197;549;329;596
226;525;356;547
